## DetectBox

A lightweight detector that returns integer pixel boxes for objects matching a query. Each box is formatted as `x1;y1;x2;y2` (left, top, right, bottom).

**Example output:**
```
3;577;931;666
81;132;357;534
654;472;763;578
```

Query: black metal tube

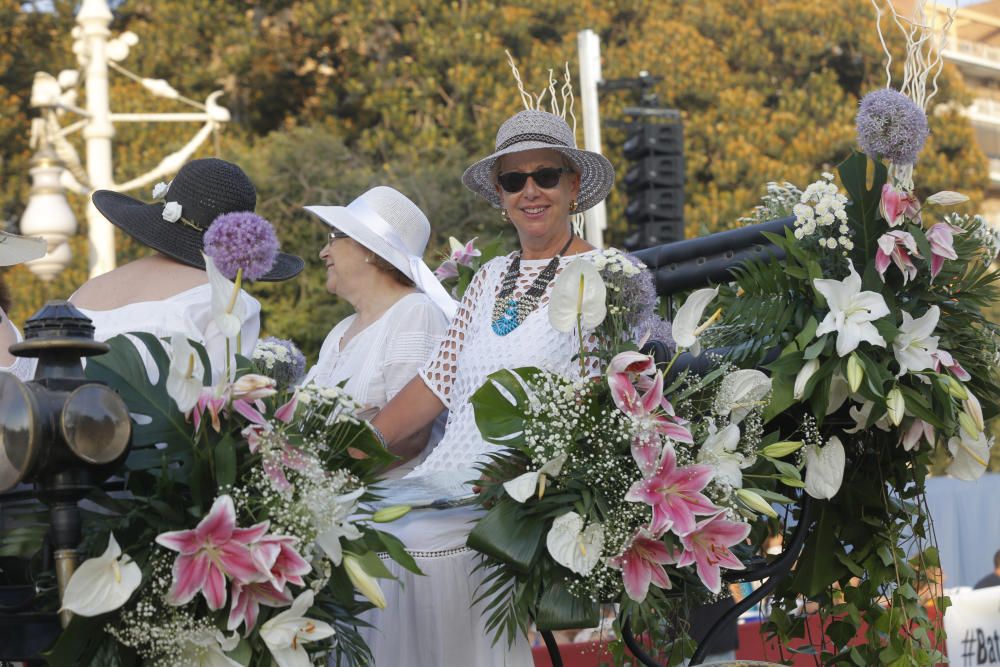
689;495;816;665
540;630;564;667
621;617;665;667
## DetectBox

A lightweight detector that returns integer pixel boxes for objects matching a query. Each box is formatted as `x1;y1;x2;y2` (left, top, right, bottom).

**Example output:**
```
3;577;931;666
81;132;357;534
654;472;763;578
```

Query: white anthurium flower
813;260;890;357
60;533;142;617
166;334;205;413
793;358;821;401
892;306;940;377
925;190;969;206
672;287;720;356
548;258;607;332
177;630;242;667
715;369;771;424
162;201;182;222
696;423;744;488
151;181;170;199
947;430;993;481
313;487;364;566
260;590;336;667
503;453;568;503
204;252;246;339
803;436;846;500
546;511;604;575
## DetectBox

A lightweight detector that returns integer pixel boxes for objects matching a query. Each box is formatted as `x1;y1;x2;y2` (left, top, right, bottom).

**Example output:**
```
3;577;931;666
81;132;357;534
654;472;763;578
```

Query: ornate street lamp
22;0;230;280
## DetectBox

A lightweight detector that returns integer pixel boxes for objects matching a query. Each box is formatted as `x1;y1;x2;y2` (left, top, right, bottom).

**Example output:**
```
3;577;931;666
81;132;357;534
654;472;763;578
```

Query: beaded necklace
491;235;575;336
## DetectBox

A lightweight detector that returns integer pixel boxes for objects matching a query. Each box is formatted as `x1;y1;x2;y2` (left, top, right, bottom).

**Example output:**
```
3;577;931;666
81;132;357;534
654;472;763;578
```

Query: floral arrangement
466;249;792;663
704;80;1000;664
33;206;416;666
433;235;508;300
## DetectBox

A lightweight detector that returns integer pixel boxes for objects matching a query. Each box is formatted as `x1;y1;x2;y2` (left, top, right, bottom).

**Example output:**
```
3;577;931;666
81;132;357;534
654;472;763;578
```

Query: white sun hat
304;186;457;321
0;230;46;267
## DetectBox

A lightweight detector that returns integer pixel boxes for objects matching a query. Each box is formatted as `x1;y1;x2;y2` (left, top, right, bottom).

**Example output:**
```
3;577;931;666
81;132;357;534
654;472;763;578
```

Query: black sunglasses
328;231;350;243
497;167;574;193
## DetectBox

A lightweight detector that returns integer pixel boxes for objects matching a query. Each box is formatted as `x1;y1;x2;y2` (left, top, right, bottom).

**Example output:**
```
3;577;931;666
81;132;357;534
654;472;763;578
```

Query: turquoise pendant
492;298;520;336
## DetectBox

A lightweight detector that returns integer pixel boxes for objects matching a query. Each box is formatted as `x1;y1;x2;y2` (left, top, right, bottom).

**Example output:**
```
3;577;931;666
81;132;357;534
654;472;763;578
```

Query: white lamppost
22;0;229;280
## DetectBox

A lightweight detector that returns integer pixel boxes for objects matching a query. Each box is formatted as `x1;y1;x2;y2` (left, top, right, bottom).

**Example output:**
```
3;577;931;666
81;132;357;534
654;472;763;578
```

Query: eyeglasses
328;231;349;244
497;167;573;193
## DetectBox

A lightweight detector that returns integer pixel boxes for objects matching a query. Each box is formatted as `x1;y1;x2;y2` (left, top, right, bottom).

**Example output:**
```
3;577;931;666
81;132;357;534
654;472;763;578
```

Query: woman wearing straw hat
67;158;303;378
0;230;48;379
302;186;455;477
361;109;616;666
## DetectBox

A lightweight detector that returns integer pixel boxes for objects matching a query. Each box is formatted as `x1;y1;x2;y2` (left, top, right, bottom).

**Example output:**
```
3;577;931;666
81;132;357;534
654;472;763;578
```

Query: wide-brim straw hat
462;109;615;212
0;230;46;267
304;186;457;320
91;158;303;281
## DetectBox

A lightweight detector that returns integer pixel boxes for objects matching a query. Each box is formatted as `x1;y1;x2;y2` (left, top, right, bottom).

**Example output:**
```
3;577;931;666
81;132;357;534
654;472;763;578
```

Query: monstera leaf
471;367;543;450
85;332;201;471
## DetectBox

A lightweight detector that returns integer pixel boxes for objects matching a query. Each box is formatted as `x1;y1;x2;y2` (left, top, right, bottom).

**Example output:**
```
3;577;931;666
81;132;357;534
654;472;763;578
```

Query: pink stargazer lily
875;230;921;284
253;535;311;590
155;495;271;610
880;183;920;227
932;349;971;381
607;529;678;603
192;388;227;433
676;512;751;594
238;394;310;492
228;580;293;633
610;369;692;472
625;447;718;536
926;223;960;280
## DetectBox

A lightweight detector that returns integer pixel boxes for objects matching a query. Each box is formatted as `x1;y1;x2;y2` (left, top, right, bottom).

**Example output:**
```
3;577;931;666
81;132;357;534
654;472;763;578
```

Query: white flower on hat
152;181;170;200
162;201;182;223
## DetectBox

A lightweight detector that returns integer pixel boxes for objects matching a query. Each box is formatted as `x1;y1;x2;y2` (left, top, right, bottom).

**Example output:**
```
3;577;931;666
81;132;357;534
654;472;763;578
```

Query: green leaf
790;505;849;596
899;385;944;428
375;530;423;575
348;549;396;580
214;435;237;490
42;613;105;665
534;579;600;631
795;316;819;350
470;368;542;448
838;151;888;264
802;336;827;360
467;499;545;574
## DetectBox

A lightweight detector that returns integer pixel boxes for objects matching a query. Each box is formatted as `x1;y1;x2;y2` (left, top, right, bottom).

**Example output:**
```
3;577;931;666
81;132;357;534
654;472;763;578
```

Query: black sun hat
91;158;304;281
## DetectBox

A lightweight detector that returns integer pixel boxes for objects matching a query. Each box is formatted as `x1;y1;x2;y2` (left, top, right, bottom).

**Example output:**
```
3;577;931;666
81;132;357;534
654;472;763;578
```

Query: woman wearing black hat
361;109;616;666
67;158;303;378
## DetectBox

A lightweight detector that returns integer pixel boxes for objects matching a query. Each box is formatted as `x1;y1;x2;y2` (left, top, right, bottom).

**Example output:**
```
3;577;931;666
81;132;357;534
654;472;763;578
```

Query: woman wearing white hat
303;186;455;477
362;109;616;666
0;230;48;379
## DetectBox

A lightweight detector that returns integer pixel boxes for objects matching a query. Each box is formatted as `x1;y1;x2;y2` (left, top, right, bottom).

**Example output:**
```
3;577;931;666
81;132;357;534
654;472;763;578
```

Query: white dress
302;292;448;478
0;284;260;382
360;250;599;667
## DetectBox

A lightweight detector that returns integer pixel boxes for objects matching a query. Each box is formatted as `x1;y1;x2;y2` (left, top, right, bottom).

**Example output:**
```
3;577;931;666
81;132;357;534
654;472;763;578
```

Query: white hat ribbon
348;199;458;321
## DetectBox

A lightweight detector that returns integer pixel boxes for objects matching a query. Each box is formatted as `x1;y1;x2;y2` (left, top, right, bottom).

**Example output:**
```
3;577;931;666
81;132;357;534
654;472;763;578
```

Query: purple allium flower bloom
204;211;279;281
619;254;658;327
252;337;306;388
856;89;928;166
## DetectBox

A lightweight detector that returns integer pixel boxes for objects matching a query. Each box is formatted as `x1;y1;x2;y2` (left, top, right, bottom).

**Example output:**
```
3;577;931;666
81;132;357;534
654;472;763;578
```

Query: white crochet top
412;249;600;476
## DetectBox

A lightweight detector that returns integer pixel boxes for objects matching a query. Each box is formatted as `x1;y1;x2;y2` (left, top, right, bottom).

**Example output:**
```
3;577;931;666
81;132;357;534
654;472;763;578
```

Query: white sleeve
382;296;450;402
0;316;36;382
418;259;495;408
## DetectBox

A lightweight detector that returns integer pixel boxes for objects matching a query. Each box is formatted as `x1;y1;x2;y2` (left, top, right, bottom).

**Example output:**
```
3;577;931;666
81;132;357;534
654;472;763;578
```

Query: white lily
714;369;771;424
886;387;905;427
204;252;246;339
803;436;846;500
546;511;604;575
260;590;336;667
736;488;778;519
177;630;242;667
313;487;364;566
166;334;205;413
672;287;720;356
793;358;820;401
61;533;141;617
963;391;985;433
844;400;892;434
548;258;607;332
696;423;744;488
947;430;993;481
813;260;890;357
892;306;939;377
503;453;568;503
925;190;969;206
343;553;388;609
826;372;851;415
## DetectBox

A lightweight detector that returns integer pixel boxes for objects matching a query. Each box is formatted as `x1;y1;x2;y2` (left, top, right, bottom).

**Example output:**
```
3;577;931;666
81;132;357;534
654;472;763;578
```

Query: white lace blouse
0;284;261;382
302;292;448;415
412;249;600;476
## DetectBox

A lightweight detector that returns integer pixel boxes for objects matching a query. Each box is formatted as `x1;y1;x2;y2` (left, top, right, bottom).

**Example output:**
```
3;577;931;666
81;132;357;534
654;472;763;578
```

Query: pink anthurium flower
926;222;960;280
155;495;270;610
227;580;293;634
879;182;920;227
875;230;920;284
625;447;718;536
607;529;678;603
676;513;751;594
